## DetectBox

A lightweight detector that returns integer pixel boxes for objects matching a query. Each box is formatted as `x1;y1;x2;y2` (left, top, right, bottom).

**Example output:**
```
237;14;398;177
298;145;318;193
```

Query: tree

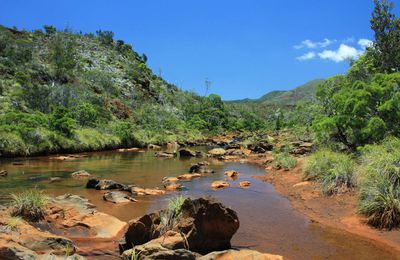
371;0;400;72
48;34;77;82
96;30;114;45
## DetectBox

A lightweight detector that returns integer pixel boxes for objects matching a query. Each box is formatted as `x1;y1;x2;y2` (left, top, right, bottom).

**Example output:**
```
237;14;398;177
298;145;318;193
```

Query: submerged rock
71;170;91;178
0;170;8;177
211;181;230;189
86;178;128;190
155;152;177;158
103;191;137;203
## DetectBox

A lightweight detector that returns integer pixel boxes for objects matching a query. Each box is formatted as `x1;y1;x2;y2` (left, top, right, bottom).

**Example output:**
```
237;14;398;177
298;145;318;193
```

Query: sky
1;0;399;100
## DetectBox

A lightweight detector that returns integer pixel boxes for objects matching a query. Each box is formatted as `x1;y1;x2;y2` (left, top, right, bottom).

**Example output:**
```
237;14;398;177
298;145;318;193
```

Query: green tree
49;34;77;82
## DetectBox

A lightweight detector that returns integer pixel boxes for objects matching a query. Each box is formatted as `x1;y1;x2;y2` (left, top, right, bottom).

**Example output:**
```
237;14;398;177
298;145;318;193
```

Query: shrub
10;189;48;222
50;107;77;137
303;149;356;195
272;152;297;170
357;137;400;229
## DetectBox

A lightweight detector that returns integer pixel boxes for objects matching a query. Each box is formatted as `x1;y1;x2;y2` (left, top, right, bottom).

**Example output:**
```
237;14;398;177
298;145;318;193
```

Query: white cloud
358;39;373;49
296;52;316;61
294;38;335;49
318;44;362;63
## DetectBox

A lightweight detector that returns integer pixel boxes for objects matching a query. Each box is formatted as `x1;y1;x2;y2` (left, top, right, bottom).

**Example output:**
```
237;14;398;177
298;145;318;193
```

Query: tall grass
272;152;297;170
159;195;186;235
357;137;400;229
303;149;356;195
10;189;48;222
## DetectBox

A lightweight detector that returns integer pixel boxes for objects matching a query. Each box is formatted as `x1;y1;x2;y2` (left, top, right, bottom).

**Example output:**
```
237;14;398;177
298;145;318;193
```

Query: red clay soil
253;157;400;255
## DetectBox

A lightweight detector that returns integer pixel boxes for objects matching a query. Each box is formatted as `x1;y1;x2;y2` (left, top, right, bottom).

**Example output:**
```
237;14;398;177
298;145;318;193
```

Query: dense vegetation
0;25;251;156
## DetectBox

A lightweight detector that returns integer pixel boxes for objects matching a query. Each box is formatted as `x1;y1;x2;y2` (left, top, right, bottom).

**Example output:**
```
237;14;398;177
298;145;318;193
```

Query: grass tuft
303;149;356;195
10;189;48;222
159;195;186;235
272;152;297;170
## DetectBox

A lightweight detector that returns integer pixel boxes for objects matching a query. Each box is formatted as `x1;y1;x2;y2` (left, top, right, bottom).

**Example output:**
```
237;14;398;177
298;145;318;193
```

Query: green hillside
228;79;325;105
0;25;233;156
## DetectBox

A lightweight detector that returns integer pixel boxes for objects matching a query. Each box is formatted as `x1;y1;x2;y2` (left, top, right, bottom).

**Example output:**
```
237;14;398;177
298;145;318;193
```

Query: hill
0;25;231;156
227;79;324;105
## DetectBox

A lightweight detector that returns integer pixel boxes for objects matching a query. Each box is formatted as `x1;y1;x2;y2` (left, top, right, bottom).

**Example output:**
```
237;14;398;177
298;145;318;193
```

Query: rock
162;177;179;184
131;187;166;196
179;148;196;157
189;163;214;174
0;241;38;260
121;242;196;260
164;183;184;191
118;147;140;152
49;177;62;183
12;162;24;165
225;149;252;156
177;198;239;254
239;181;251;188
0;170;8;177
167;141;180;151
225;143;241;149
211;181;230;189
86;178;128;190
177;173;202;180
293;181;311;188
103;191;137;203
195;151;206;157
224;170;240;178
199;249;283;260
122;213;161;251
148;144;162;150
208;148;226;157
290;141;314;155
155;152;177;158
71;170;91;178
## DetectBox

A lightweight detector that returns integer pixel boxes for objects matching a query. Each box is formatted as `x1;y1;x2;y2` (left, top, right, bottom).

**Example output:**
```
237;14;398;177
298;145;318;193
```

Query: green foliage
358;137;400;229
370;0;400;73
6;217;22;231
10;189;48;222
50;107;77;137
96;30;114;45
303;149;356;195
43;25;56;35
48;34;77;82
313;73;400;148
272;150;297;170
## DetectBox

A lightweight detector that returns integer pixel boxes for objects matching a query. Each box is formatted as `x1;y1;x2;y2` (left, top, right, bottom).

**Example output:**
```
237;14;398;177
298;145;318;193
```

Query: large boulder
177;198;239;254
86;178;128;190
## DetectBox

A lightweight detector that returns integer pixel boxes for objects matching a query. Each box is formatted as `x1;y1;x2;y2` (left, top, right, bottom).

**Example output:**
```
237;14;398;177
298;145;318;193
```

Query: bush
357;137;400;229
10;189;48;222
272;152;297;170
303;149;356;195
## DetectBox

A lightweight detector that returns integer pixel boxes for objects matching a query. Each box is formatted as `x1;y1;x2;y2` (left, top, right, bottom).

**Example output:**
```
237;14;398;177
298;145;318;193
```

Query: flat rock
208;148;226;156
103;191;137;203
177;173;202;180
164;183;184;191
155;152;177;158
211;181;230;189
199;249;283;260
117;147;140;152
131;187;166;196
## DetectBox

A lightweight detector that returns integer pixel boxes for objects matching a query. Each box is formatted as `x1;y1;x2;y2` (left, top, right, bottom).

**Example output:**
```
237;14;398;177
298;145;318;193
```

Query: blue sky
1;0;399;100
